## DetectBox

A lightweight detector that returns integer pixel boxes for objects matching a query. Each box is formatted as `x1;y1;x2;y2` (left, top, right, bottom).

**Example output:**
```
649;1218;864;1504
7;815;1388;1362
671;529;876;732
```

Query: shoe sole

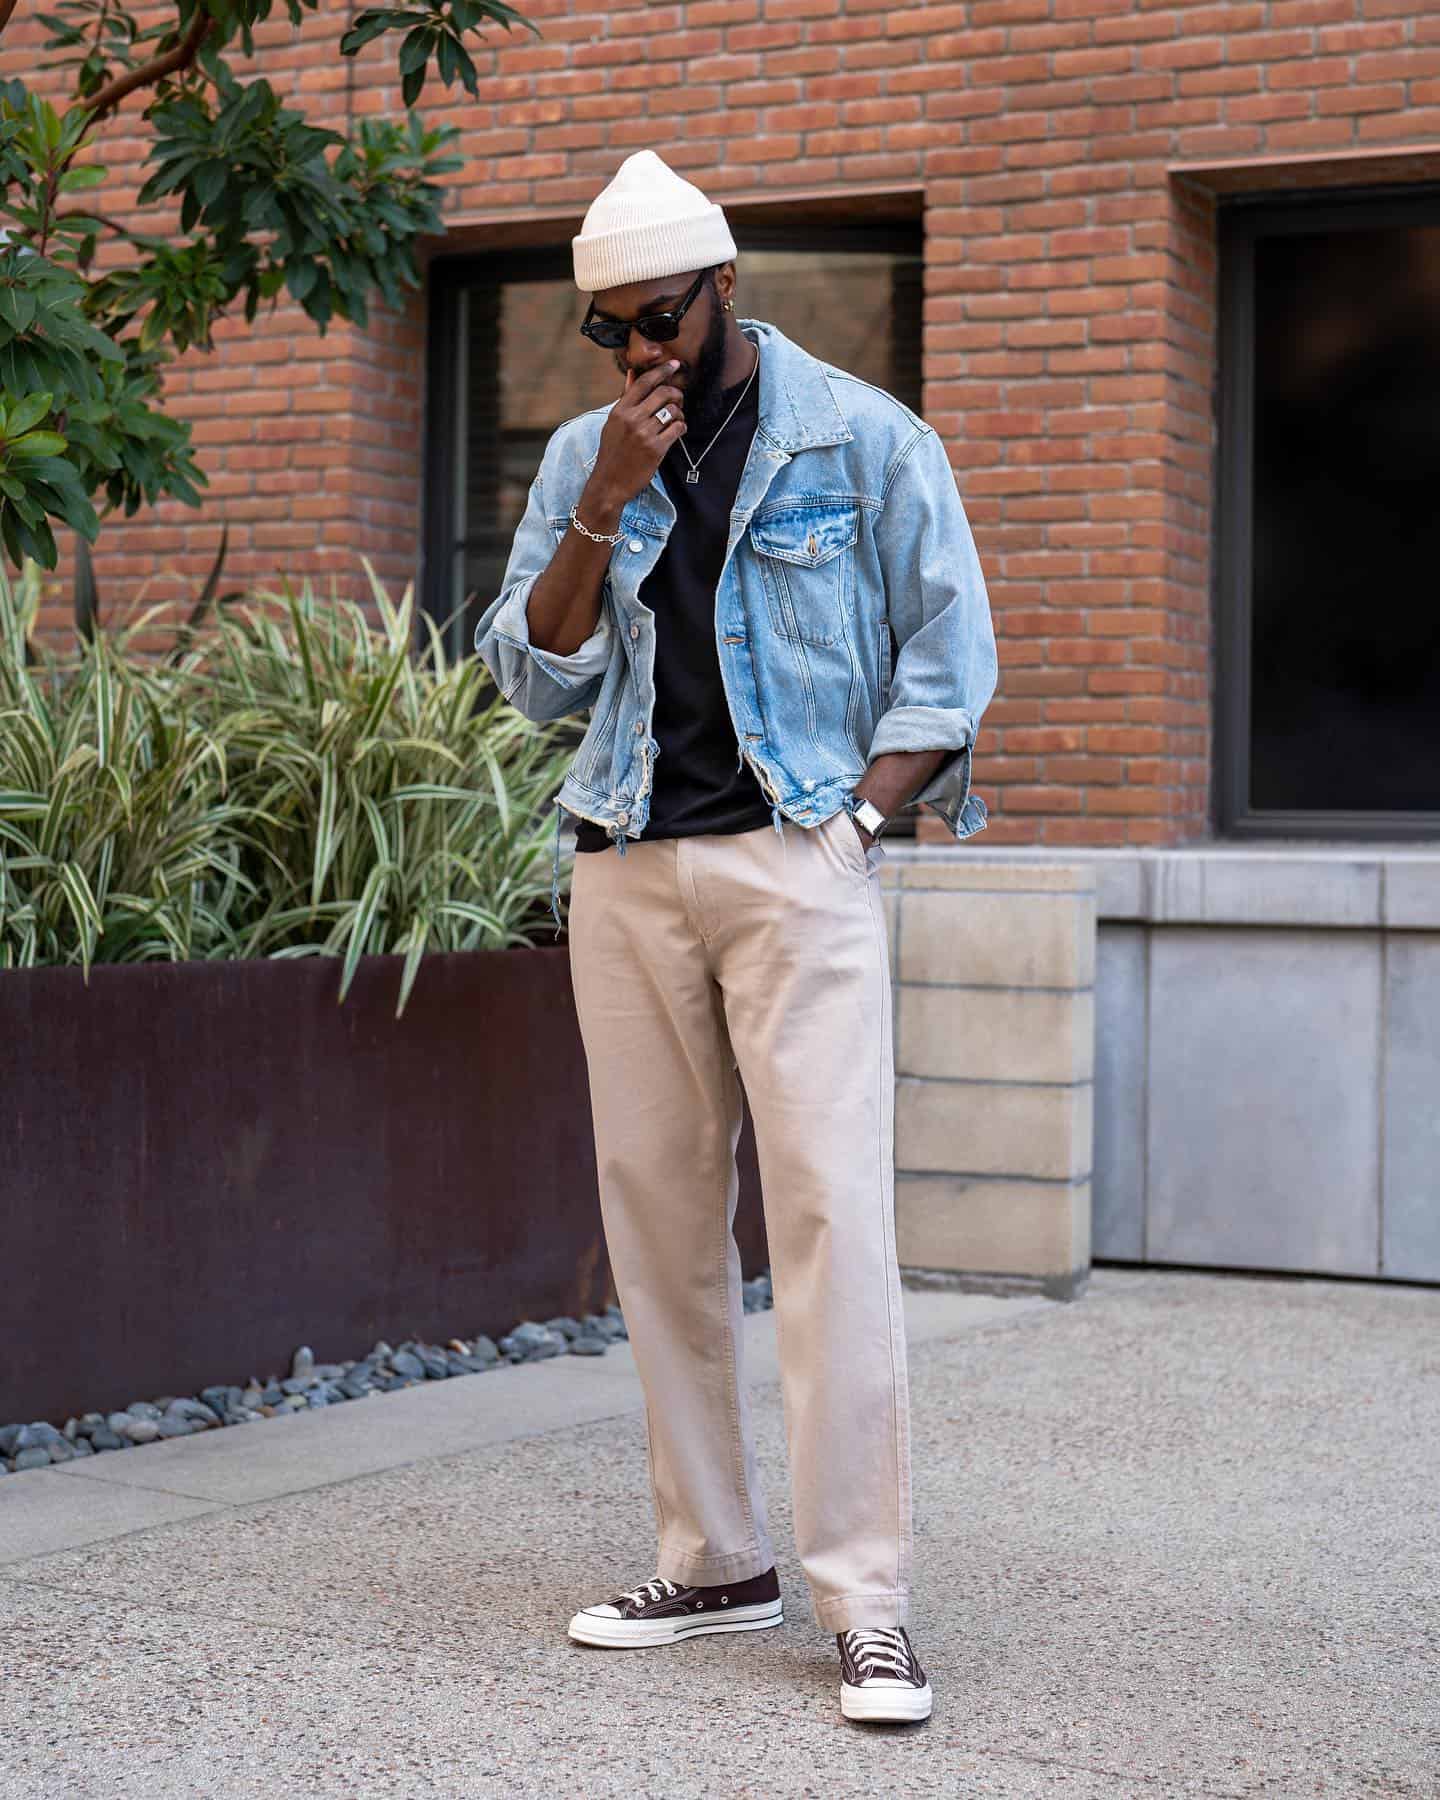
568;1599;783;1648
840;1679;933;1724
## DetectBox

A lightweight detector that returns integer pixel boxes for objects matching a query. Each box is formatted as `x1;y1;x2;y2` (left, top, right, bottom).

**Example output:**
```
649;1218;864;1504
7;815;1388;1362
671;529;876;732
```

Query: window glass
1249;222;1440;814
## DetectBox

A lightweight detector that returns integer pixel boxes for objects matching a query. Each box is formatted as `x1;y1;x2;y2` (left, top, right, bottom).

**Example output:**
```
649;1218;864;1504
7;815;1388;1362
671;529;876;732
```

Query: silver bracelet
569;503;625;546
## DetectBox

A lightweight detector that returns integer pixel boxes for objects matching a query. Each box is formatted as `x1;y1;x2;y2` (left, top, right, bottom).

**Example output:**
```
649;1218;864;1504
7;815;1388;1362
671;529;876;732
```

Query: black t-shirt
574;359;772;853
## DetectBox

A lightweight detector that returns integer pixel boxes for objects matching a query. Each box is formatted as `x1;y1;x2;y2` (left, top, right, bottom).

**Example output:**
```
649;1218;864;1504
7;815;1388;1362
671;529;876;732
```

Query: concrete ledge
884;844;1440;930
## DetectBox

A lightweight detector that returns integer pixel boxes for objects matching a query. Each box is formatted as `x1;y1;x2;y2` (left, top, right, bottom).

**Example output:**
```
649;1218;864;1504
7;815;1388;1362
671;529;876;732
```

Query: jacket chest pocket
749;503;858;648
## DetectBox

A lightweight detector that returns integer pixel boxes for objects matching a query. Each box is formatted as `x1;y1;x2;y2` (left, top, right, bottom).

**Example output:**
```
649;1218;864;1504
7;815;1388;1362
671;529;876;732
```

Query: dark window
1216;188;1440;838
421;228;924;828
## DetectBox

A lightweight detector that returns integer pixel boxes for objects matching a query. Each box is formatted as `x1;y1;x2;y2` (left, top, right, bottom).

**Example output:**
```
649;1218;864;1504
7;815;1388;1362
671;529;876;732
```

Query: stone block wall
881;858;1096;1298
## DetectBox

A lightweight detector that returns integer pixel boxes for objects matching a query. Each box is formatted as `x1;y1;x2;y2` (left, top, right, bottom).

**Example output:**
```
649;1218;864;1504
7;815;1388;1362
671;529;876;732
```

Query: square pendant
685;468;700;484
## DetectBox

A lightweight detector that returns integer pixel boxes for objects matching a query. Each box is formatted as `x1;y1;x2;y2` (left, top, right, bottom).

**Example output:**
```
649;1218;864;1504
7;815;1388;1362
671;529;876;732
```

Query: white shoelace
621;1577;678;1609
843;1627;916;1682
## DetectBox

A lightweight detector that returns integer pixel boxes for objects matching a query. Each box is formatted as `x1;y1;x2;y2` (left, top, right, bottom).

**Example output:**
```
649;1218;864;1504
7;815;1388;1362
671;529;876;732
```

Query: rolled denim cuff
868;704;987;841
480;578;614;690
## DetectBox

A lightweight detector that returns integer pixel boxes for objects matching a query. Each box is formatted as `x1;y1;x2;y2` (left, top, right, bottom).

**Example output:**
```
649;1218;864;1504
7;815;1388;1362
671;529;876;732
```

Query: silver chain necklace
675;351;759;485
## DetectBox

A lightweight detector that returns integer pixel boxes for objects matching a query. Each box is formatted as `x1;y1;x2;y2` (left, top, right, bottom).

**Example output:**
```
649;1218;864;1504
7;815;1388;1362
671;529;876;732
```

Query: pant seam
860;867;905;1610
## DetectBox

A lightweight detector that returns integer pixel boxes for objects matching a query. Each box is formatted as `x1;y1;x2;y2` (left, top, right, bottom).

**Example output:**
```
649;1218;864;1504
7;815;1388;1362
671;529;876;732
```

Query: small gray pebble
290;1346;315;1381
107;1412;134;1434
47;1439;75;1463
90;1428;125;1451
126;1401;162;1421
545;1317;582;1341
470;1336;500;1364
166;1399;221;1427
390;1350;425;1380
69;1437;94;1458
14;1447;50;1471
63;1418;81;1442
280;1376;318;1396
156;1417;194;1439
122;1419;160;1444
568;1334;608;1357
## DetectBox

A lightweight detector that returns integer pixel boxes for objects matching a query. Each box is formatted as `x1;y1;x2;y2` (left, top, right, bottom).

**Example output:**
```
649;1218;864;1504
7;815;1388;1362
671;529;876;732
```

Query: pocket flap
749;503;858;568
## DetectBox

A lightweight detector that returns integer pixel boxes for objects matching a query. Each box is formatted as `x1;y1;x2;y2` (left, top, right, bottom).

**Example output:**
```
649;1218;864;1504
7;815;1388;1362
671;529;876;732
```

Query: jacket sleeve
472;460;614;725
869;422;998;838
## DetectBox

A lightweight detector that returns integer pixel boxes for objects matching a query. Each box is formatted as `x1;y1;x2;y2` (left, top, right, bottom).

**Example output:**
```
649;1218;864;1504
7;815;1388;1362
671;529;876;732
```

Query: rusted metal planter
0;949;767;1423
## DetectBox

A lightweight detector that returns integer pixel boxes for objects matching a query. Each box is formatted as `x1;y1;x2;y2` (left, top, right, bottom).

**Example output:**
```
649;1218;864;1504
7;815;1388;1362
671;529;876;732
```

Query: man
474;150;996;1727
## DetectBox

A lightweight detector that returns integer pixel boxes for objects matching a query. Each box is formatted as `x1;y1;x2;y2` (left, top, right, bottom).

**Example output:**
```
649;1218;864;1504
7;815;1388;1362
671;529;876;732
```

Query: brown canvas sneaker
837;1626;933;1723
567;1567;783;1648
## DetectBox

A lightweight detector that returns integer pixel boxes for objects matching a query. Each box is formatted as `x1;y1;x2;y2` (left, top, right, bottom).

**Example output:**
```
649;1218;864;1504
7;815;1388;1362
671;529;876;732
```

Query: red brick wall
7;1;1440;845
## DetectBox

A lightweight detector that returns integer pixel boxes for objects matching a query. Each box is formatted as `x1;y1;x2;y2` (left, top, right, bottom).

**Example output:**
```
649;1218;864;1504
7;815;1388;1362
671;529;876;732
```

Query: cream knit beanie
572;150;737;293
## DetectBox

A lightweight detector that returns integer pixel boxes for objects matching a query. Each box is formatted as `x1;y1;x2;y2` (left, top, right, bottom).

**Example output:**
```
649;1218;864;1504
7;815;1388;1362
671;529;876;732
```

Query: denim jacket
473;318;998;932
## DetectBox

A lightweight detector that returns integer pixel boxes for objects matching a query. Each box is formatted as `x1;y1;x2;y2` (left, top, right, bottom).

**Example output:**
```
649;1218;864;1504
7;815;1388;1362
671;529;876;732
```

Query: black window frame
1215;182;1440;841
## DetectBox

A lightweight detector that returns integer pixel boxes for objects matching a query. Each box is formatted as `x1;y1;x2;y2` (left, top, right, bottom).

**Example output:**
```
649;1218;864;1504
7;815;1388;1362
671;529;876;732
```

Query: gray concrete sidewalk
1;1270;1436;1798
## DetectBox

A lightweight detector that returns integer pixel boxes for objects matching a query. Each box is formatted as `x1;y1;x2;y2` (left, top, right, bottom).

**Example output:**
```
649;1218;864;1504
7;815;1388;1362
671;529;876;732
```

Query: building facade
9;3;1440;1284
11;0;1439;850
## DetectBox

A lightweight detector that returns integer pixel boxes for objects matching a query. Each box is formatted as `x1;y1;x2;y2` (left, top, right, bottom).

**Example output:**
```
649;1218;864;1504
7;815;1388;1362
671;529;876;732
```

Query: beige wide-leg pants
566;806;911;1633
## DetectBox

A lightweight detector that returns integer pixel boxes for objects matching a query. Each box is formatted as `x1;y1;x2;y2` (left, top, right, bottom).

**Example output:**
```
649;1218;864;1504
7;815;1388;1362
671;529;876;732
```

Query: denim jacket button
628;539;644;553
629;622;639;639
615;811;630;825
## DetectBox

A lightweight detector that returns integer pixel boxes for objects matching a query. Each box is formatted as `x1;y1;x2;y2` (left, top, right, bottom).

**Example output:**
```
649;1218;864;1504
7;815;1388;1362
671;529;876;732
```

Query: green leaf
4;392;53;439
397;25;432;75
6;431;68;459
73;530;100;643
57;163;107;192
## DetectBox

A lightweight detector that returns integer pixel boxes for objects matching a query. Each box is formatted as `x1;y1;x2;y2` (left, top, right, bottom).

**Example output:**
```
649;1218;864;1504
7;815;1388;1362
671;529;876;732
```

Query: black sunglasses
579;270;707;350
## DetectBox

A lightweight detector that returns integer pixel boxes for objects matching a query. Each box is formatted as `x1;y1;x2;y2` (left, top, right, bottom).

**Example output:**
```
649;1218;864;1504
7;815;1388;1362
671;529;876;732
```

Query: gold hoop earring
722;299;734;313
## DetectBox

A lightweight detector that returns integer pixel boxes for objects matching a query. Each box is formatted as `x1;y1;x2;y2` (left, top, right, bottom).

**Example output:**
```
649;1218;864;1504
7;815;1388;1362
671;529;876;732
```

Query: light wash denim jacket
473;319;998;932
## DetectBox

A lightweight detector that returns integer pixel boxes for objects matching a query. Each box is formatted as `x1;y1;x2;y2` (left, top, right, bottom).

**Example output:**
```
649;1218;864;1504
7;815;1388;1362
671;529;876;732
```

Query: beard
679;293;733;442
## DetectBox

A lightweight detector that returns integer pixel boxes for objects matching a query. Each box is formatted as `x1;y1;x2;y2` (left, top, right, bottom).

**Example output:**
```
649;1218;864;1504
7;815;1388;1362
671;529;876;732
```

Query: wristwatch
846;794;889;839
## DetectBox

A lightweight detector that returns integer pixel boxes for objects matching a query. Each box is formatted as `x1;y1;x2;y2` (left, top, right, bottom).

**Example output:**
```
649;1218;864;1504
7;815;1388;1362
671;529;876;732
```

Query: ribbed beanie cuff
573;150;737;293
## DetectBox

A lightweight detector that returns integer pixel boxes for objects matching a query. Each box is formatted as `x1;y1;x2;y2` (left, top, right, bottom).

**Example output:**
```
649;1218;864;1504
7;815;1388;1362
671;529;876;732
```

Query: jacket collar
581;317;852;475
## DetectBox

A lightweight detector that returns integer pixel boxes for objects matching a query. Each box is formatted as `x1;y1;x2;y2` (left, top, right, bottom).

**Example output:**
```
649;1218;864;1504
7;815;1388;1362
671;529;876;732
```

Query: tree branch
0;1;21;39
82;6;212;121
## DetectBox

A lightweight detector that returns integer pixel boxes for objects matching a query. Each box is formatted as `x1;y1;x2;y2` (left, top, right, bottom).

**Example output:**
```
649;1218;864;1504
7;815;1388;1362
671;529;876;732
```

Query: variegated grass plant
0;562;576;1014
